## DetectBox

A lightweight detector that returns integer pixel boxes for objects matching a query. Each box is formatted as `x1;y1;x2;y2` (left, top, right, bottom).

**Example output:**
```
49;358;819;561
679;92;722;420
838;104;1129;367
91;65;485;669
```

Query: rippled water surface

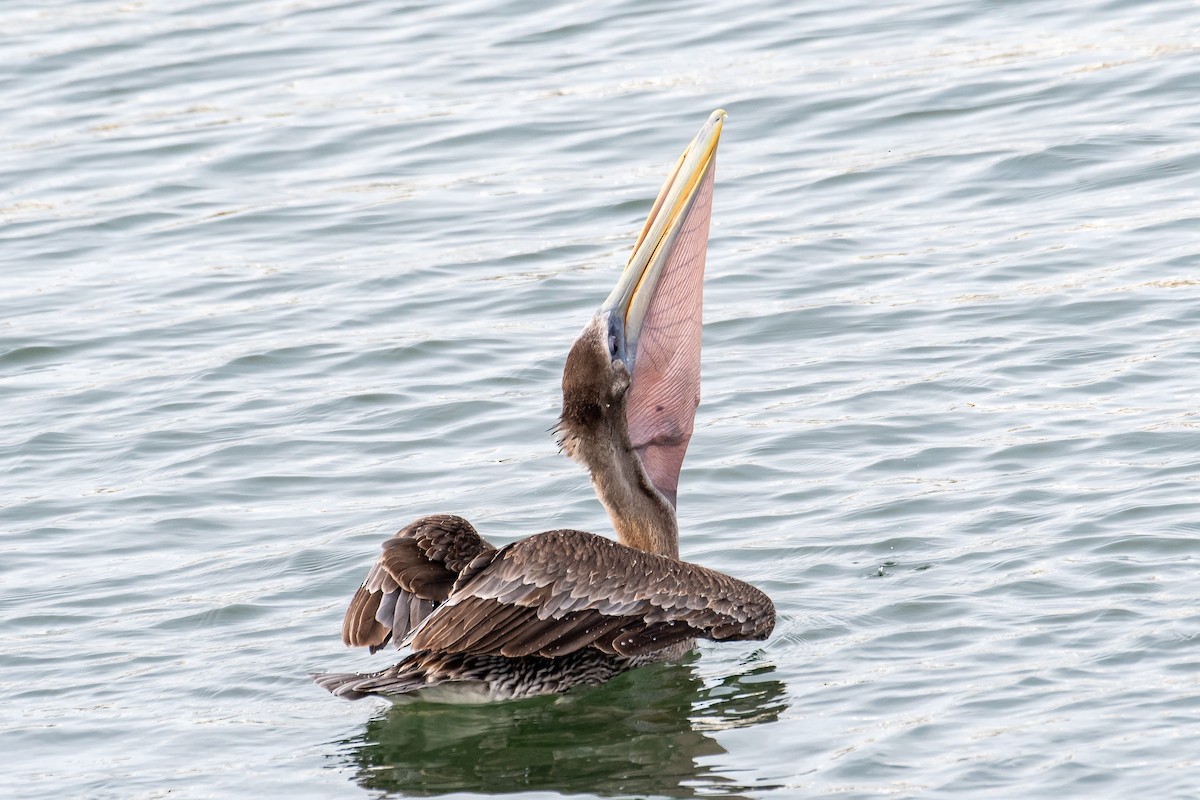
3;0;1199;798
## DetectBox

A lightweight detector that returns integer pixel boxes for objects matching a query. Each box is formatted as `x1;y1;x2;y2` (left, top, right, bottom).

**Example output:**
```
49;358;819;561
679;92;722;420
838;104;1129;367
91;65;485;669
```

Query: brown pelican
315;110;774;702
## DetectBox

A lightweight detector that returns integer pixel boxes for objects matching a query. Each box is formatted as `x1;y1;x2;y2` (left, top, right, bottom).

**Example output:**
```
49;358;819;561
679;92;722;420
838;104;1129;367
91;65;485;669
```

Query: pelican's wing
408;529;774;658
342;514;495;653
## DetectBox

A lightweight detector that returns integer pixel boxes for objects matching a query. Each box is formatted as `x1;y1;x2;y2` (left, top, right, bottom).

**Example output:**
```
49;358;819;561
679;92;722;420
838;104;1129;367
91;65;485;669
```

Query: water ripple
4;0;1200;798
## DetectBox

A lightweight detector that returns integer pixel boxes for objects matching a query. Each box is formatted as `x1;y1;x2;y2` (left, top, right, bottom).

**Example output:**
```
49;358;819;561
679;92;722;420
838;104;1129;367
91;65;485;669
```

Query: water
3;0;1199;797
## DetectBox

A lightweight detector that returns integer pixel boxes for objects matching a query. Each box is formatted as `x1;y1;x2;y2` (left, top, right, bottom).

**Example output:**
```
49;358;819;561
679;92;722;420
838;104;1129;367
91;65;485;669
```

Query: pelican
315;110;774;702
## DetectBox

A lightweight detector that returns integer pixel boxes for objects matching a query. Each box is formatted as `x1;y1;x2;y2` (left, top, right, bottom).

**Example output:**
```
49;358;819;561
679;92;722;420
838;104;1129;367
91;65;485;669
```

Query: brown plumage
341;514;493;653
411;530;774;658
315;110;774;703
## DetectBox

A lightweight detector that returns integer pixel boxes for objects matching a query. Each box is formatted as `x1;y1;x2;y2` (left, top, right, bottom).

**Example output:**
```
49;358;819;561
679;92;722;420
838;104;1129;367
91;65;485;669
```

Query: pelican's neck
586;413;680;558
559;325;680;559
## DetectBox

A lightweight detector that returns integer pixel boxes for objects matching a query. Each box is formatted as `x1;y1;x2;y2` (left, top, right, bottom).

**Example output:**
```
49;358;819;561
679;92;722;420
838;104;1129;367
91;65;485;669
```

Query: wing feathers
342;586;390;650
409;529;774;659
344;522;773;662
341;514;494;652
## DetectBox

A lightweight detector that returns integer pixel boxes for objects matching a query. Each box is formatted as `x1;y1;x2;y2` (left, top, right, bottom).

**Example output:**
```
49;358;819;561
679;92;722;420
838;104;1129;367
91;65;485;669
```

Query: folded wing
408;528;775;659
342;514;495;653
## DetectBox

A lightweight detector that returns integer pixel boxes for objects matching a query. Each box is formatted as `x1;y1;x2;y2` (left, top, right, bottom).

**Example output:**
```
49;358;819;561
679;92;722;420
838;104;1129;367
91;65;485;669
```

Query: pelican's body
315;111;774;703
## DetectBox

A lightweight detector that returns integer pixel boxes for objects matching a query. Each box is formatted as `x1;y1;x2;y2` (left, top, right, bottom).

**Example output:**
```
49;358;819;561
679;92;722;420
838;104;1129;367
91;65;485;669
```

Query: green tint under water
344;660;786;798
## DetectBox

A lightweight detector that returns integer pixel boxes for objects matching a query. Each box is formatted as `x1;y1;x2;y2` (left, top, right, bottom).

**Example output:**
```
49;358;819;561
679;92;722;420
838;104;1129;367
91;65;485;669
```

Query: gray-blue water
3;1;1199;797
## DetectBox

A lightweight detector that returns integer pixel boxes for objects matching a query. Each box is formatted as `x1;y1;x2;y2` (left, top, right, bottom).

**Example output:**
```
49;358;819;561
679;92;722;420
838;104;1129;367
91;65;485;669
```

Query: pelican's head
559;109;725;517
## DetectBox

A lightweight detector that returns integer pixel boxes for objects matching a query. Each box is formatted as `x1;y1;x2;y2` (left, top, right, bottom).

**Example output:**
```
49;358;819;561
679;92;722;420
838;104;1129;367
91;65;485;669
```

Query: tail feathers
314;650;630;703
312;671;404;701
313;652;494;702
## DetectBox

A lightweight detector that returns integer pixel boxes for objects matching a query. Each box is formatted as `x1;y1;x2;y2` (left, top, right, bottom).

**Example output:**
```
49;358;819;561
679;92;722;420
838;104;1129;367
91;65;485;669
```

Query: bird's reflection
335;655;786;798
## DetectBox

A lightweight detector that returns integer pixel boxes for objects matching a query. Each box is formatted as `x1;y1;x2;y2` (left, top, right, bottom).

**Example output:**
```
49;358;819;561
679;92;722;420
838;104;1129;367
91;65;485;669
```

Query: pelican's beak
601;109;725;368
601;108;725;509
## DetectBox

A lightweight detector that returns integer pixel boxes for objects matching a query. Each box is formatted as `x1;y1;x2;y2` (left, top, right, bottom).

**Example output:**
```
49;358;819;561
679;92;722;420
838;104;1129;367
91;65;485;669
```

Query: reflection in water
336;656;786;798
